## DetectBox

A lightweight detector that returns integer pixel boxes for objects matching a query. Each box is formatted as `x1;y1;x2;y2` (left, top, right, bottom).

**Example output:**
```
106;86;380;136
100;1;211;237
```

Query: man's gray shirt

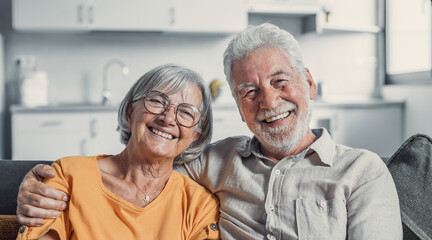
174;128;402;239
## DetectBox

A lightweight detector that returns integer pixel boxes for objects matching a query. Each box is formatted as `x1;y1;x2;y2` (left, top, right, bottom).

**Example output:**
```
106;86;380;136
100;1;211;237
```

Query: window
385;0;432;84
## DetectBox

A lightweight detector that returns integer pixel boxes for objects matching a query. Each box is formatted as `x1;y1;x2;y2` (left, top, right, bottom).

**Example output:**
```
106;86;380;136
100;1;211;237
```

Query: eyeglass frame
132;91;202;128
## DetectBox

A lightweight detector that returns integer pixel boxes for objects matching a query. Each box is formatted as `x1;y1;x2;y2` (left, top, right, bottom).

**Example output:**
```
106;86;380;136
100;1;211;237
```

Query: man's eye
243;89;258;99
273;80;287;89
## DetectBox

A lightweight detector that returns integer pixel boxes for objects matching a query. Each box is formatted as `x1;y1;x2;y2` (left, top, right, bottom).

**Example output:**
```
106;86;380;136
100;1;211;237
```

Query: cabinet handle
170;7;175;25
40;120;63;128
87;5;94;24
80;139;87;156
77;4;84;23
213;117;225;122
90;118;98;138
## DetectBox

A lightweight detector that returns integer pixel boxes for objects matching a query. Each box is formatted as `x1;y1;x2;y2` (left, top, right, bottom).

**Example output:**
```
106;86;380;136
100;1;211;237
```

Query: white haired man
16;23;402;239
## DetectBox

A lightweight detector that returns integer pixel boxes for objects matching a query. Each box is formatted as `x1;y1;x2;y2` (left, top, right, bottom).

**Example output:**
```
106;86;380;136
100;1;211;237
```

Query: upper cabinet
13;0;170;31
247;0;383;34
89;0;170;31
13;0;91;31
167;0;247;33
12;0;247;33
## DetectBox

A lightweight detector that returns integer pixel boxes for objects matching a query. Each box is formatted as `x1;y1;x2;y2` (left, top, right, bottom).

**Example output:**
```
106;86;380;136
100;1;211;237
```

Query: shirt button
274;169;281;175
320;201;326;207
269;205;275;211
19;225;26;233
210;223;218;231
267;234;276;240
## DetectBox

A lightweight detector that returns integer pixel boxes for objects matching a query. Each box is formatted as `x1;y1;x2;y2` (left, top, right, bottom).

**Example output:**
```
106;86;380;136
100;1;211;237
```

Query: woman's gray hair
117;63;212;163
223;23;306;95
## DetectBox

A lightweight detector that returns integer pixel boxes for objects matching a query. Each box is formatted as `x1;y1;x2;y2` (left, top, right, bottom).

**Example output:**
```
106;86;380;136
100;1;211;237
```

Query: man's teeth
151;128;173;139
265;112;290;123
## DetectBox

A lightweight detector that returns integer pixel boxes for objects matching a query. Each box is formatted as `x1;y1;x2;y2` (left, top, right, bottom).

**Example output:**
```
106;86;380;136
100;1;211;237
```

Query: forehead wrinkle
270;70;292;78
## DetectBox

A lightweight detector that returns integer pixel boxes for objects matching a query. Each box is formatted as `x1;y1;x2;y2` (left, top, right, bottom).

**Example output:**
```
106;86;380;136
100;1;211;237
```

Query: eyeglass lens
143;92;200;127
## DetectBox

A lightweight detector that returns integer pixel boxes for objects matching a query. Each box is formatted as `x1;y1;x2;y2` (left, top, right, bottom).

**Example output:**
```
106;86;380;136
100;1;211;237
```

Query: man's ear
305;68;317;100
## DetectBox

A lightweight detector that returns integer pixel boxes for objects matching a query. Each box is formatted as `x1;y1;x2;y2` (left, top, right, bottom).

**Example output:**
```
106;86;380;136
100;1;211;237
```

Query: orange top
17;156;219;240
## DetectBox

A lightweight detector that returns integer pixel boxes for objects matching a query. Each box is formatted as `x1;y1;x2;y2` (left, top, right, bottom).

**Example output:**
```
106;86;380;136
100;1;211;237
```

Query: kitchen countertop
212;98;405;110
10;103;119;113
311;97;405;109
10;98;406;113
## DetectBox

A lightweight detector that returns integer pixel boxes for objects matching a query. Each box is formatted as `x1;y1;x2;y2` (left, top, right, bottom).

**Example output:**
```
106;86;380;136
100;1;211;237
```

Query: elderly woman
16;64;219;239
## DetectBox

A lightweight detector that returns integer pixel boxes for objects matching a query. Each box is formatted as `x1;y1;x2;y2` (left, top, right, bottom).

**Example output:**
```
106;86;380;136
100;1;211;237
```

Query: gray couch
0;160;52;240
1;133;431;240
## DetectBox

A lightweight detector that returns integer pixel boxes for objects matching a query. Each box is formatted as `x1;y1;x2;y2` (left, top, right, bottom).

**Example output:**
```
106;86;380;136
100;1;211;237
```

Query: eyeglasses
134;91;201;128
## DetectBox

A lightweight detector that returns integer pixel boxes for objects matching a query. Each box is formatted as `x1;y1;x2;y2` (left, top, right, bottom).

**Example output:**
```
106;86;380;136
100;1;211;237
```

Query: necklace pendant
144;195;150;203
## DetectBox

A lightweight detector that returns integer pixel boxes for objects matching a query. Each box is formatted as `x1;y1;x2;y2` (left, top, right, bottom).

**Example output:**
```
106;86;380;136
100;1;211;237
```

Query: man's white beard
254;102;311;157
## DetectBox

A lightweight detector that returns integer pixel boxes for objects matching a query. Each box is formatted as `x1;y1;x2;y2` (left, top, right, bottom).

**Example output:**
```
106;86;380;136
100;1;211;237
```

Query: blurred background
0;0;431;160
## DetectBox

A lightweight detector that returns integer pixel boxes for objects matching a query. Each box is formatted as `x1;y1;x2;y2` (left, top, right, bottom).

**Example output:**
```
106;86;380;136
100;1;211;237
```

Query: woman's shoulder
53;155;99;174
172;172;217;201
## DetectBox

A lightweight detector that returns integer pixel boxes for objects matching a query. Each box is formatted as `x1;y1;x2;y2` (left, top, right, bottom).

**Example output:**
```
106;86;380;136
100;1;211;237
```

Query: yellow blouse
17;155;219;240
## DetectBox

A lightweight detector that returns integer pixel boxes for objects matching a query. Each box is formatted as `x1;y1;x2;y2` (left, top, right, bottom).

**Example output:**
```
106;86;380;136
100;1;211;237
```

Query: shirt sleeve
346;157;403;240
187;193;220;240
16;160;73;240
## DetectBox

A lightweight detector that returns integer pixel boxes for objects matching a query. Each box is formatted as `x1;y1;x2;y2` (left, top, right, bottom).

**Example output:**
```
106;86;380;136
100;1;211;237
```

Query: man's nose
259;88;279;109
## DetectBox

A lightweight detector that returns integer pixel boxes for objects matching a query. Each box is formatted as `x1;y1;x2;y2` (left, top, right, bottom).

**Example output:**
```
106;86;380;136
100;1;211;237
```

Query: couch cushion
0;215;20;240
386;134;432;240
0;160;52;215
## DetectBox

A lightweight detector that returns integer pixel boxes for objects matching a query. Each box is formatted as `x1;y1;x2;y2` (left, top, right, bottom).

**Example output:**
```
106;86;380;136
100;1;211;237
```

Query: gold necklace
119;156;162;204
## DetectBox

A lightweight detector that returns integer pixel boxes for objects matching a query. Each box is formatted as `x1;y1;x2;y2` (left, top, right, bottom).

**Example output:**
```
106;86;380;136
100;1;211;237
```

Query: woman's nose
158;105;177;126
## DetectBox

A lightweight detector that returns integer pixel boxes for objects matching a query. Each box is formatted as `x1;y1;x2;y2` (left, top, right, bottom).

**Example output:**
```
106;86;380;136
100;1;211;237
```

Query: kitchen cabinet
212;105;252;143
247;0;382;34
310;99;405;157
13;0;90;31
167;0;247;33
13;0;170;31
12;0;246;33
11;106;124;160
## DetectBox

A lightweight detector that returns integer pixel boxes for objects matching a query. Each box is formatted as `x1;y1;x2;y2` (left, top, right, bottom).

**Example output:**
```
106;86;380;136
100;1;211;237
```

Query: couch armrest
0;215;20;240
0;160;52;215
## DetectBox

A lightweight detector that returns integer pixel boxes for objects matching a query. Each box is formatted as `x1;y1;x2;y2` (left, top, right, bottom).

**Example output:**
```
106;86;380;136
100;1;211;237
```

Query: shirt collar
308;128;335;166
237;128;335;166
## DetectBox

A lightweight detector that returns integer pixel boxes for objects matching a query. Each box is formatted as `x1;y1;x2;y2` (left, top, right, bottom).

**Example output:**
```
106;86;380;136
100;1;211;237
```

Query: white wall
4;32;231;105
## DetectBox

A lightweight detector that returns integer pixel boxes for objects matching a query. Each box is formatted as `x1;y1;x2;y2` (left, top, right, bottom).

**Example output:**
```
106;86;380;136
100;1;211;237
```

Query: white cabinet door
316;0;381;33
311;103;404;157
168;0;247;33
12;112;90;160
212;106;252;143
13;0;170;31
86;112;124;156
13;0;90;31
12;110;125;160
90;0;170;31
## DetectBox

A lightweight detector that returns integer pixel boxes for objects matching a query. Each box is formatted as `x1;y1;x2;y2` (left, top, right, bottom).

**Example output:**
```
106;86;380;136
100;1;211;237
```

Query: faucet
102;59;129;105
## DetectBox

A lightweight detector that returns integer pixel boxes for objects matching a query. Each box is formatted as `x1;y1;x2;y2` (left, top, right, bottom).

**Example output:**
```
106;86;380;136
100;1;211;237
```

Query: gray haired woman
17;64;219;240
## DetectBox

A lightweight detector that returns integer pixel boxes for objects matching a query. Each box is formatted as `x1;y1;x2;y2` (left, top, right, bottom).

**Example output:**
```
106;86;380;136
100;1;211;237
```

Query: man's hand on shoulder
16;164;69;227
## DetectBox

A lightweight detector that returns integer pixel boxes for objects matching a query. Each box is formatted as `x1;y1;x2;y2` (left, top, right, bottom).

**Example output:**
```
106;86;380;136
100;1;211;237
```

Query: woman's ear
191;131;201;143
126;102;134;128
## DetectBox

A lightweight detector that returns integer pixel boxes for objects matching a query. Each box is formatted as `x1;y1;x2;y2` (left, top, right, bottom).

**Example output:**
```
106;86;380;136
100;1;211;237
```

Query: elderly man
16;23;402;239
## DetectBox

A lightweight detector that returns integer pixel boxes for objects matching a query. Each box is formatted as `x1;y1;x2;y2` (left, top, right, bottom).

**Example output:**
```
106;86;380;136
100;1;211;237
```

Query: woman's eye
149;98;165;106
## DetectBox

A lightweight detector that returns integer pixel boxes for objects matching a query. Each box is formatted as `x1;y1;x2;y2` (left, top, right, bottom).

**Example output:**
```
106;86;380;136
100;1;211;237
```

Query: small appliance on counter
16;56;49;107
